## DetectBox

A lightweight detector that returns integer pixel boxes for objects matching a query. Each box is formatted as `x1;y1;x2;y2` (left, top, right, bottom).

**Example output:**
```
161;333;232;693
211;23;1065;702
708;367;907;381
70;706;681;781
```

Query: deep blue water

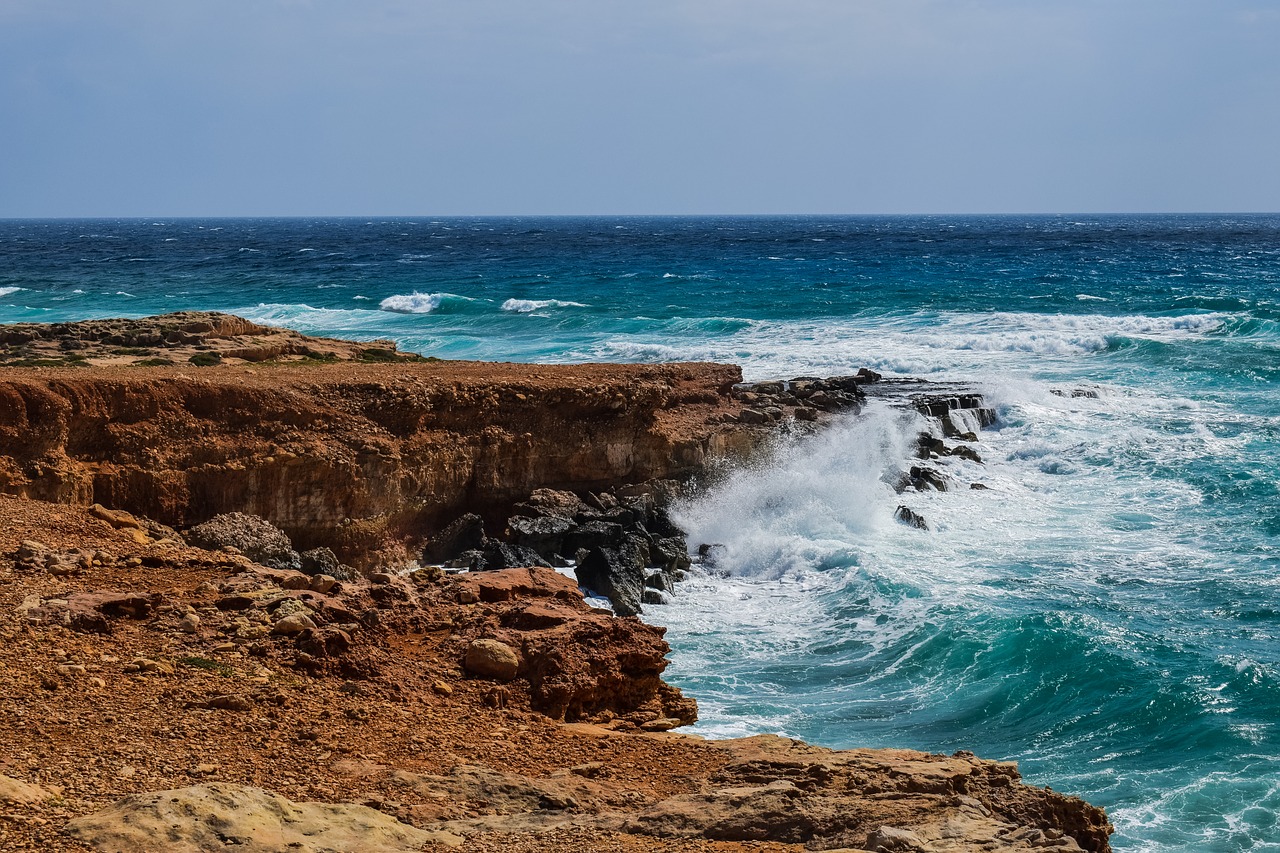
3;215;1279;850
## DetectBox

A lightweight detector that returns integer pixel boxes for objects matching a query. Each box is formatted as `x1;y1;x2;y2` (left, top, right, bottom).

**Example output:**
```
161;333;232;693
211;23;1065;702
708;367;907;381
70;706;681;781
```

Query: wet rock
186;512;301;571
575;545;646;617
950;445;983;464
464;639;520;681
908;466;948;492
895;506;928;530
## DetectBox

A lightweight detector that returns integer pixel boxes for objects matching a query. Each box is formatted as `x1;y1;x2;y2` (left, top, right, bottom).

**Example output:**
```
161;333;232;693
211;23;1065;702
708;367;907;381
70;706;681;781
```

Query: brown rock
464;639;520;681
64;783;444;853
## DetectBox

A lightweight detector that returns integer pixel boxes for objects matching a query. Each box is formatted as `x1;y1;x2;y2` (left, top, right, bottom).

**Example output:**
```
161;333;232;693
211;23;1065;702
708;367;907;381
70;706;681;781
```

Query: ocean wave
378;292;473;314
500;298;587;313
0;286;26;297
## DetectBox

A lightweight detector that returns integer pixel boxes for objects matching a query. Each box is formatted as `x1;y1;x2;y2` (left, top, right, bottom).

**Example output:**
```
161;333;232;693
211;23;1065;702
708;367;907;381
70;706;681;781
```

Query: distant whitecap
500;298;587;313
0;286;25;297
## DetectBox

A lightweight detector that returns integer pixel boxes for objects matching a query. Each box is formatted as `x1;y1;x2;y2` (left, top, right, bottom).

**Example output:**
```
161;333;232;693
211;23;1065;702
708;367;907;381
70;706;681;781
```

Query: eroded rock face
624;736;1113;851
0;359;749;565
63;784;451;853
454;568;697;726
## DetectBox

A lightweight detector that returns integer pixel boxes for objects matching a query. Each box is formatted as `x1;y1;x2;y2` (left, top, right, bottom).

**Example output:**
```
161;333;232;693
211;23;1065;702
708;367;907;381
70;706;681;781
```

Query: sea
2;215;1278;851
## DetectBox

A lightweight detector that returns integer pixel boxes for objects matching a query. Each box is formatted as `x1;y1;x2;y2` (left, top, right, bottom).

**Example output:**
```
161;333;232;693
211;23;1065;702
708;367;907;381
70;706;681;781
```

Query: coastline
0;313;1112;852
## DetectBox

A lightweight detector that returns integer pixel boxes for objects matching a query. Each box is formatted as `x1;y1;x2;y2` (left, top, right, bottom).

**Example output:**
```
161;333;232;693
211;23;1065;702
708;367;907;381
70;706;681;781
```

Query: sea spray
3;214;1279;850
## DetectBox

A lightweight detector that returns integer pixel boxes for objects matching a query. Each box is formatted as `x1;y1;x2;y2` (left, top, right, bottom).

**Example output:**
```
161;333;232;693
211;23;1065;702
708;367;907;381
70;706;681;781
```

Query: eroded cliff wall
0;362;752;557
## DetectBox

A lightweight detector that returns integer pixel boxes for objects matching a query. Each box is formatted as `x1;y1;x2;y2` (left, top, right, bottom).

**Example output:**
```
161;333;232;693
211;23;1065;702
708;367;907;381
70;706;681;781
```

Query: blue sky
1;1;1277;216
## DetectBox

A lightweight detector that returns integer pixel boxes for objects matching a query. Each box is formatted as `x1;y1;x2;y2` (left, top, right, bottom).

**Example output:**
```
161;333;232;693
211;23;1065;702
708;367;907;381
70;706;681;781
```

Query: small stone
640;718;682;732
204;694;253;712
191;763;218;775
309;574;338;594
431;680;454;697
56;664;87;677
178;613;201;633
271;614;317;636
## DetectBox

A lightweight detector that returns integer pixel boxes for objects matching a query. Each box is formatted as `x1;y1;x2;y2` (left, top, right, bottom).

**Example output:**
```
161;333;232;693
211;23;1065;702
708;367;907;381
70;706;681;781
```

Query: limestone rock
464;639;520;681
0;774;56;805
64;783;442;853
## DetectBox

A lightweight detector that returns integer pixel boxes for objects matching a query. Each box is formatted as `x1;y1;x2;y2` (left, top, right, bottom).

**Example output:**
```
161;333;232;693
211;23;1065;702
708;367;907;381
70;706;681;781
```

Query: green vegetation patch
188;352;223;367
134;357;176;367
179;656;234;677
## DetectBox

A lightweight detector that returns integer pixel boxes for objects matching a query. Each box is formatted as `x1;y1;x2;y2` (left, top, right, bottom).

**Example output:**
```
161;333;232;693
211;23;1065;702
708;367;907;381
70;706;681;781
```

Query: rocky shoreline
0;313;1112;852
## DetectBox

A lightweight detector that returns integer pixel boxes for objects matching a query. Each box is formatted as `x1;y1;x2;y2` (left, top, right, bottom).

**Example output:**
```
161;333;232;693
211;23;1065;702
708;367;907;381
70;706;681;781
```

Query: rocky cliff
0;314;1112;852
0;359;760;564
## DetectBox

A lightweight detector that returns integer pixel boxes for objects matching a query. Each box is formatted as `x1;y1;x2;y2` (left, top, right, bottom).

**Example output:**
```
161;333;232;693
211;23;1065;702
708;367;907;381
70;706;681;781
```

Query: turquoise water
3;215;1279;849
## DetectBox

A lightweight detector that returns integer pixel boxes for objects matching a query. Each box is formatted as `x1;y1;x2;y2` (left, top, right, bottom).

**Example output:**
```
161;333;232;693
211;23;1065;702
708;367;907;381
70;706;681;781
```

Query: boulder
185;513;301;571
562;520;624;554
508;515;575;560
479;541;551;571
465;639;520;681
298;547;339;576
422;513;486;563
0;774;56;805
511;488;593;520
576;545;646;617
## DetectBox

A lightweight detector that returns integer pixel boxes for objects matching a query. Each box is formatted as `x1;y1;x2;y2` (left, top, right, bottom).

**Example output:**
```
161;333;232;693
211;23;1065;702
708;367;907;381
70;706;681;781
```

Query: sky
1;0;1278;216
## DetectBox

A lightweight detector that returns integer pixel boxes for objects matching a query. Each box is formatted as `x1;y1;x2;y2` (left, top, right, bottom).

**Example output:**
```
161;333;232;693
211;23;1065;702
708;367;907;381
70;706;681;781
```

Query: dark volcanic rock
895;506;928;530
185;512;301;571
479;541;551;571
562;520;625;554
508;515;575;561
423;514;487;563
299;547;339;576
576;546;646;617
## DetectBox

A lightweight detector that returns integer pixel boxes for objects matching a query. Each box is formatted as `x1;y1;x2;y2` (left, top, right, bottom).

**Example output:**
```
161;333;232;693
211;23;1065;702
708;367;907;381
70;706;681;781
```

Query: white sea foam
378;292;464;314
0;286;25;297
580;310;1237;382
500;298;587;313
